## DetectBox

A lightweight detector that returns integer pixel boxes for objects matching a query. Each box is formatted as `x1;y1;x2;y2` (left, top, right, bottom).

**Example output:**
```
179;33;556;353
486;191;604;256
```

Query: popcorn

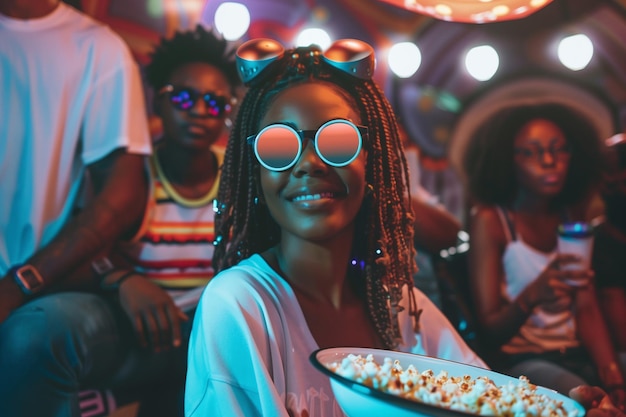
327;354;579;417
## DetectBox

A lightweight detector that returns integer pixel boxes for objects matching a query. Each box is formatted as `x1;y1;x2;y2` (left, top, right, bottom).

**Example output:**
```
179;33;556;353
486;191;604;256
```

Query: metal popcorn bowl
310;347;585;417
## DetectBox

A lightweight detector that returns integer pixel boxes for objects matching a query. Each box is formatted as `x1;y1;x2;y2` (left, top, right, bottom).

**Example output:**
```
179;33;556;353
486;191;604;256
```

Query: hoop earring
365;183;374;197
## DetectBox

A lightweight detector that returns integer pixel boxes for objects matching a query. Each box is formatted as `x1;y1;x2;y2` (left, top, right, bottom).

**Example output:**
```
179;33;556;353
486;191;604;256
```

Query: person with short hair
93;25;240;416
0;1;152;416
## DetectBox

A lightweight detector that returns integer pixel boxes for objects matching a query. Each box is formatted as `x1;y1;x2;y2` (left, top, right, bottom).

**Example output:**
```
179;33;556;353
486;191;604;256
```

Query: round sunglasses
247;119;368;172
158;85;235;117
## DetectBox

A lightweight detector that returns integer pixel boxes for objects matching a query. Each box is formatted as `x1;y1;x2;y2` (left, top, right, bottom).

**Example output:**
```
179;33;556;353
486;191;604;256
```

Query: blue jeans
0;292;193;417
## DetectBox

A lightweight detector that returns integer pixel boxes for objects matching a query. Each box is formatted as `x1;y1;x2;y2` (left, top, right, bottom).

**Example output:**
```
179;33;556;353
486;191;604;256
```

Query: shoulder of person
199;257;291;325
65;8;135;65
469;204;501;225
207;256;276;296
469;205;508;244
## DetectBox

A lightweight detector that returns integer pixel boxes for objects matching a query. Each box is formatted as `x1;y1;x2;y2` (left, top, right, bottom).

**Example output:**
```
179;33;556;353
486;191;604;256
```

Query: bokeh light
214;2;250;41
558;33;593;71
295;28;332;50
464;45;499;81
388;42;422;78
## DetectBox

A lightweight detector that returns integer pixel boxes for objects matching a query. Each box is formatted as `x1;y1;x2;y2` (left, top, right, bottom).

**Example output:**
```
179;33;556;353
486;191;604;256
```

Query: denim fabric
0;292;193;417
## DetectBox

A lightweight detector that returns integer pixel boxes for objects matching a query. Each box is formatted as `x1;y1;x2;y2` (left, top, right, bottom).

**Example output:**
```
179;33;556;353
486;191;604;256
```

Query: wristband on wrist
9;264;45;297
100;270;135;292
91;257;117;278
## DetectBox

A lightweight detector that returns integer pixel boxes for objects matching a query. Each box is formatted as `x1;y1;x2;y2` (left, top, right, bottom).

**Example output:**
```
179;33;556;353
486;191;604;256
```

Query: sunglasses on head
158;85;235;117
235;38;376;85
247;119;368;172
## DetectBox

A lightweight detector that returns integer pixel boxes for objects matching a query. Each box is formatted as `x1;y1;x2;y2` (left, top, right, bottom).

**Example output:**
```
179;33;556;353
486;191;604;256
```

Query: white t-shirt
185;254;486;417
0;3;152;274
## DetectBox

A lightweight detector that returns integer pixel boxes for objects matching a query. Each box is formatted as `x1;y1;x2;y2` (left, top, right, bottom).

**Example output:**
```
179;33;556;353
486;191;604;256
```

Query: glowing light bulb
295;28;332;50
558;33;593;71
388;42;422;78
465;45;499;81
214;2;250;41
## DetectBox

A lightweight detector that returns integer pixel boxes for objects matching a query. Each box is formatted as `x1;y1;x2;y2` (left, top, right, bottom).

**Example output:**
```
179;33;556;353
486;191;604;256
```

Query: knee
0;293;110;367
0;299;58;363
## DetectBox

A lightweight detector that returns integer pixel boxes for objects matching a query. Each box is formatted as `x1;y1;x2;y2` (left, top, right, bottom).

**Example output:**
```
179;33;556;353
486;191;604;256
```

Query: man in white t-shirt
0;0;152;415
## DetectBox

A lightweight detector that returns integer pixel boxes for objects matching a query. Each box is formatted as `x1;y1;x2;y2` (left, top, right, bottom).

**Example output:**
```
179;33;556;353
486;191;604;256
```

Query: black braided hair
144;25;239;93
213;44;419;349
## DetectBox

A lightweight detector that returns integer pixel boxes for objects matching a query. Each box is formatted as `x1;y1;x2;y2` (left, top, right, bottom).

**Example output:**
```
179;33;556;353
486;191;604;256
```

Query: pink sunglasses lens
316;121;361;166
255;126;301;170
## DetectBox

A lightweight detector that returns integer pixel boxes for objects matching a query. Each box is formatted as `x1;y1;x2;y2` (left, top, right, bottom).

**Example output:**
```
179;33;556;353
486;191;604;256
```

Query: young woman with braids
184;38;486;417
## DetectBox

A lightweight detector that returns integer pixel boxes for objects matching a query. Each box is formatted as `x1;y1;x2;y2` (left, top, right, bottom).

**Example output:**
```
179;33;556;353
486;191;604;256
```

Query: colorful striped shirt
118;148;223;299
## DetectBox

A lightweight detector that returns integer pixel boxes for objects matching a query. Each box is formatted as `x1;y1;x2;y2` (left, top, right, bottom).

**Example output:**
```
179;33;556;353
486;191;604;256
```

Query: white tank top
497;208;579;354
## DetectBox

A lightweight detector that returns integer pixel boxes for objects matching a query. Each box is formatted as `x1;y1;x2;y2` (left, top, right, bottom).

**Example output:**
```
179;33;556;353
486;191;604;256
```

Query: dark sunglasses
236;38;376;85
158;85;235;117
247;119;368;172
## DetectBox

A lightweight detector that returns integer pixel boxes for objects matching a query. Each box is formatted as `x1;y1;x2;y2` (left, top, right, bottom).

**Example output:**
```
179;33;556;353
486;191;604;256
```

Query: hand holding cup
557;222;594;286
529;254;590;312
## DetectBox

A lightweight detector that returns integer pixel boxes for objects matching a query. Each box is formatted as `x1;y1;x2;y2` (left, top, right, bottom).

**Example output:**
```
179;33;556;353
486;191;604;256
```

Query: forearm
576;289;625;389
469;207;528;347
599;287;626;351
0;202;135;312
412;197;461;254
56;229;143;292
5;152;147;294
28;204;127;282
479;297;532;346
53;247;115;292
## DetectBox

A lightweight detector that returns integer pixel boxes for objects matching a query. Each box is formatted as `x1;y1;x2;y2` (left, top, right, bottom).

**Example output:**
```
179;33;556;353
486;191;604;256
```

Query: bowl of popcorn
310;347;585;417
